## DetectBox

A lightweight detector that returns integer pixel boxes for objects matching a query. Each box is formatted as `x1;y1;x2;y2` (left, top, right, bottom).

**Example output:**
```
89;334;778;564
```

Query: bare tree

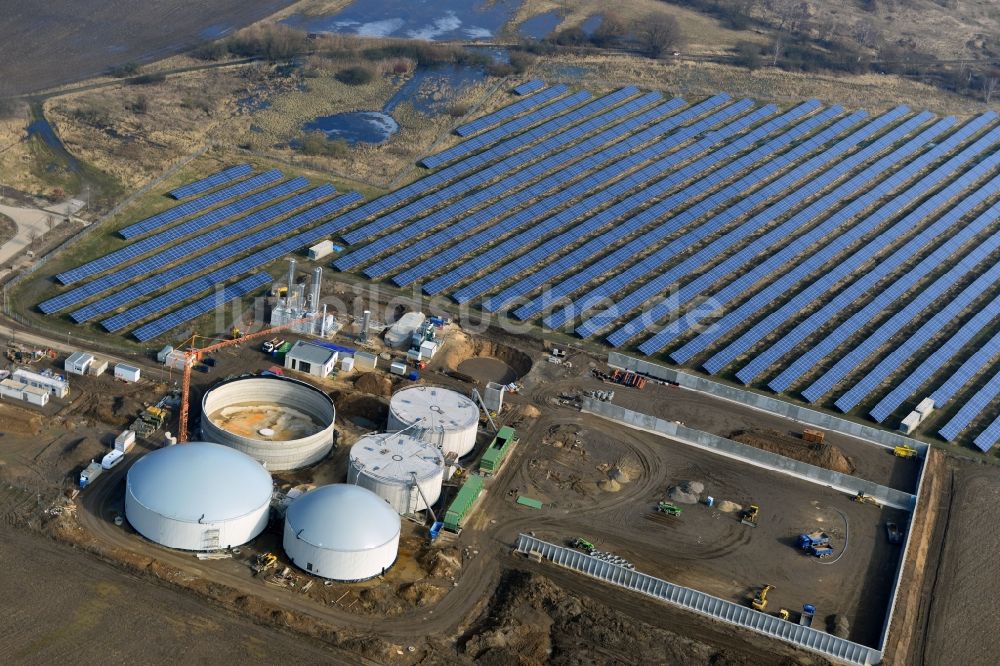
637;14;684;59
984;75;999;105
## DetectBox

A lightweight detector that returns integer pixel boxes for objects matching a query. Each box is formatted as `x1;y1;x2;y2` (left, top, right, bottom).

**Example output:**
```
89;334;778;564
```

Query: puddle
303;111;400;144
27;116;80;173
519;11;561;39
282;0;519;41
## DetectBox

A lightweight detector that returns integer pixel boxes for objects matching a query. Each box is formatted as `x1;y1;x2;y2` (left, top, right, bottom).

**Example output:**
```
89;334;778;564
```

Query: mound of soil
0;404;42;435
717;500;742;513
668;480;704;504
463;570;823;665
599;479;621;492
398;581;447;607
418;547;462;579
353;373;392;398
731;428;856;475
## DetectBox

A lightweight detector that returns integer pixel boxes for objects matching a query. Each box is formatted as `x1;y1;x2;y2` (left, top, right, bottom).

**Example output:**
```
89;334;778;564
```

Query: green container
443;474;484;532
478;426;517;475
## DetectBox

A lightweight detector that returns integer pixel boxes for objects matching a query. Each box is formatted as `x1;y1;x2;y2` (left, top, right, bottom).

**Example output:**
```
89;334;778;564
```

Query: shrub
335;65;374;85
191;41;229;61
298;131;349;157
637;14;684;59
590;12;628;48
552;27;588;46
107;62;140;78
486;62;515;77
130;72;166;85
733;41;762;70
509;52;535;74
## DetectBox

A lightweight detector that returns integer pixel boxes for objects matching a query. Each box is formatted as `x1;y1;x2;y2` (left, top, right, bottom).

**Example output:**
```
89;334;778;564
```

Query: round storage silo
200;375;336;471
348;433;444;514
387;386;479;458
283;484;400;581
125;441;272;550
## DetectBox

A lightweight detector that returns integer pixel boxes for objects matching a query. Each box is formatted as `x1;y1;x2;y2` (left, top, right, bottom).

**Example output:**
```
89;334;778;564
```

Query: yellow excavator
853;491;881;507
741;504;760;527
252;552;277;576
751;584;773;611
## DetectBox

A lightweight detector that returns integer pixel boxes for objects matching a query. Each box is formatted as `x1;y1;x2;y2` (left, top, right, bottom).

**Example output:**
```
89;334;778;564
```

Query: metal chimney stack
360;309;371;342
287;258;296;303
311;267;322;311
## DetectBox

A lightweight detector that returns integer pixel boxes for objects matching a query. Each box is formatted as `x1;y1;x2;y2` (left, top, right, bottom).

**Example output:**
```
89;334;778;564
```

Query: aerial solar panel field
40;82;1000;450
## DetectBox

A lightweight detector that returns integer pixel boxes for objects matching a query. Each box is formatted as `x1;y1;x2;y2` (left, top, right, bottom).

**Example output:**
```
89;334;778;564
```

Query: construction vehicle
741;504;760;527
751;584;773;611
808;543;834;558
571;537;596;554
176;316;319;442
802;428;825;445
853;491;881;506
778;608;791;621
262;338;284;353
656;502;682;516
797;531;831;550
230;326;242;339
893;445;918;458
885;521;903;545
799;604;816;627
252;552;277;575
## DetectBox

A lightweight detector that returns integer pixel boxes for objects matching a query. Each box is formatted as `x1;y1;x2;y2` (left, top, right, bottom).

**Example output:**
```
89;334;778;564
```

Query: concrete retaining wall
516;534;882;666
607;352;929;453
581;398;916;510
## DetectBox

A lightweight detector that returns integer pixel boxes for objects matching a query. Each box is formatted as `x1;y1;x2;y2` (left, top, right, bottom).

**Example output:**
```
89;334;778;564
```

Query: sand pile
354;372;392;397
668;480;704;504
716;500;741;513
731;428;856;475
599;479;622;492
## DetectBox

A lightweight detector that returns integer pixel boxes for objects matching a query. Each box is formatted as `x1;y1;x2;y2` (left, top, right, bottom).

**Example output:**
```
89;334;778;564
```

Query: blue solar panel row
640;113;953;361
415;95;734;294
535;107;863;328
132;273;273;341
344;88;647;246
593;108;929;346
931;329;1000;406
454;84;567;137
342;91;669;274
770;199;1000;395
799;221;1000;404
56;177;312;286
379;100;692;284
447;98;764;305
100;192;372;333
869;289;1000;422
446;100;774;307
973;412;1000;452
122;169;283;239
513;80;545;95
835;260;1000;413
169;164;252;199
743;165;1000;388
41;184;340;314
70;189;355;324
693;115;1000;373
334;93;730;245
482;100;790;313
939;365;1000;442
423;88;620;169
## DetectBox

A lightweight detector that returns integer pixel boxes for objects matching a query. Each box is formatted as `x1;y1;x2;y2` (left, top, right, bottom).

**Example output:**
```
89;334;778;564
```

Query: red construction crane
177;316;318;442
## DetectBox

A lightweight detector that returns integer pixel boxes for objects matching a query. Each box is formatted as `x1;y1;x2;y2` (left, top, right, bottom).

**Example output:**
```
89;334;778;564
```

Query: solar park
40;83;1000;452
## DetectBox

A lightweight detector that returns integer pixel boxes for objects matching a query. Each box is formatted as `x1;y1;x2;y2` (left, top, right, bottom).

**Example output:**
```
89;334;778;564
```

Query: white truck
101;449;125;470
79;461;103;488
114;430;136;452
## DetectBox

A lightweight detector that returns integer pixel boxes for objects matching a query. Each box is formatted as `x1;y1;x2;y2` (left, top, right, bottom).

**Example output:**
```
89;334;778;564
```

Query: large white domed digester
283;484;400;581
348;432;444;514
387;385;479;458
125;441;272;550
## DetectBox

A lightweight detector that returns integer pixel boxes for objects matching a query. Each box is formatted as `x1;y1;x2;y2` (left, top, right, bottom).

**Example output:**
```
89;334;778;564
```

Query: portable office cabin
12;368;69;398
65;351;94;375
284;341;338;377
114;364;141;383
308;240;335;260
156;346;174;363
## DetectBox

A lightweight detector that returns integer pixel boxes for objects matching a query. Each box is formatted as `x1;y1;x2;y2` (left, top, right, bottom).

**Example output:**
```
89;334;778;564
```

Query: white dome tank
387;385;479;458
347;433;444;514
125;441;272;550
283;484;400;581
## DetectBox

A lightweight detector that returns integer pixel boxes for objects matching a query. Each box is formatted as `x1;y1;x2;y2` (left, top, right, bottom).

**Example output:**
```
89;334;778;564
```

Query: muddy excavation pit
439;333;533;385
330;390;389;431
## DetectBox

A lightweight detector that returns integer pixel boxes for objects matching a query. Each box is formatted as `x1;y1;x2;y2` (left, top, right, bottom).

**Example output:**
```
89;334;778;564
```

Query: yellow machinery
741;504;760;527
854;491;881;506
252;552;277;575
778;608;790;621
893;445;918;458
751;584;773;611
230;326;242;339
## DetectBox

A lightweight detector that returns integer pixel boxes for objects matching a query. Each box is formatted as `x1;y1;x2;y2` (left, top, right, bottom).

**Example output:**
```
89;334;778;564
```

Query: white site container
419;340;438;360
308;240;335;261
341;356;355;372
156;345;174;363
899;411;921;435
114;363;141;383
65;351;94;376
354;351;378;371
102;449;125;470
13;368;69;398
89;359;108;376
115;430;136;452
390;360;408;376
915;397;935;420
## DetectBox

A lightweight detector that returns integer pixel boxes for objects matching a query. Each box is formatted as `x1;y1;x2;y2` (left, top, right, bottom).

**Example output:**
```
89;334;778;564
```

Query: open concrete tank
387;385;479;458
200;375;336;471
283;484;400;581
347;432;444;514
125;441;272;550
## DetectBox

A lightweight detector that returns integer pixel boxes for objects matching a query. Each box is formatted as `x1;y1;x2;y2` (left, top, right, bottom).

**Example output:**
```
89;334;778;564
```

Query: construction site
2;2;999;664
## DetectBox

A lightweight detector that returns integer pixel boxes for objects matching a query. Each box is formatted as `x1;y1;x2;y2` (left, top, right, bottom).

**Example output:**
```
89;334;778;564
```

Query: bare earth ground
0;527;358;664
0;0;293;96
